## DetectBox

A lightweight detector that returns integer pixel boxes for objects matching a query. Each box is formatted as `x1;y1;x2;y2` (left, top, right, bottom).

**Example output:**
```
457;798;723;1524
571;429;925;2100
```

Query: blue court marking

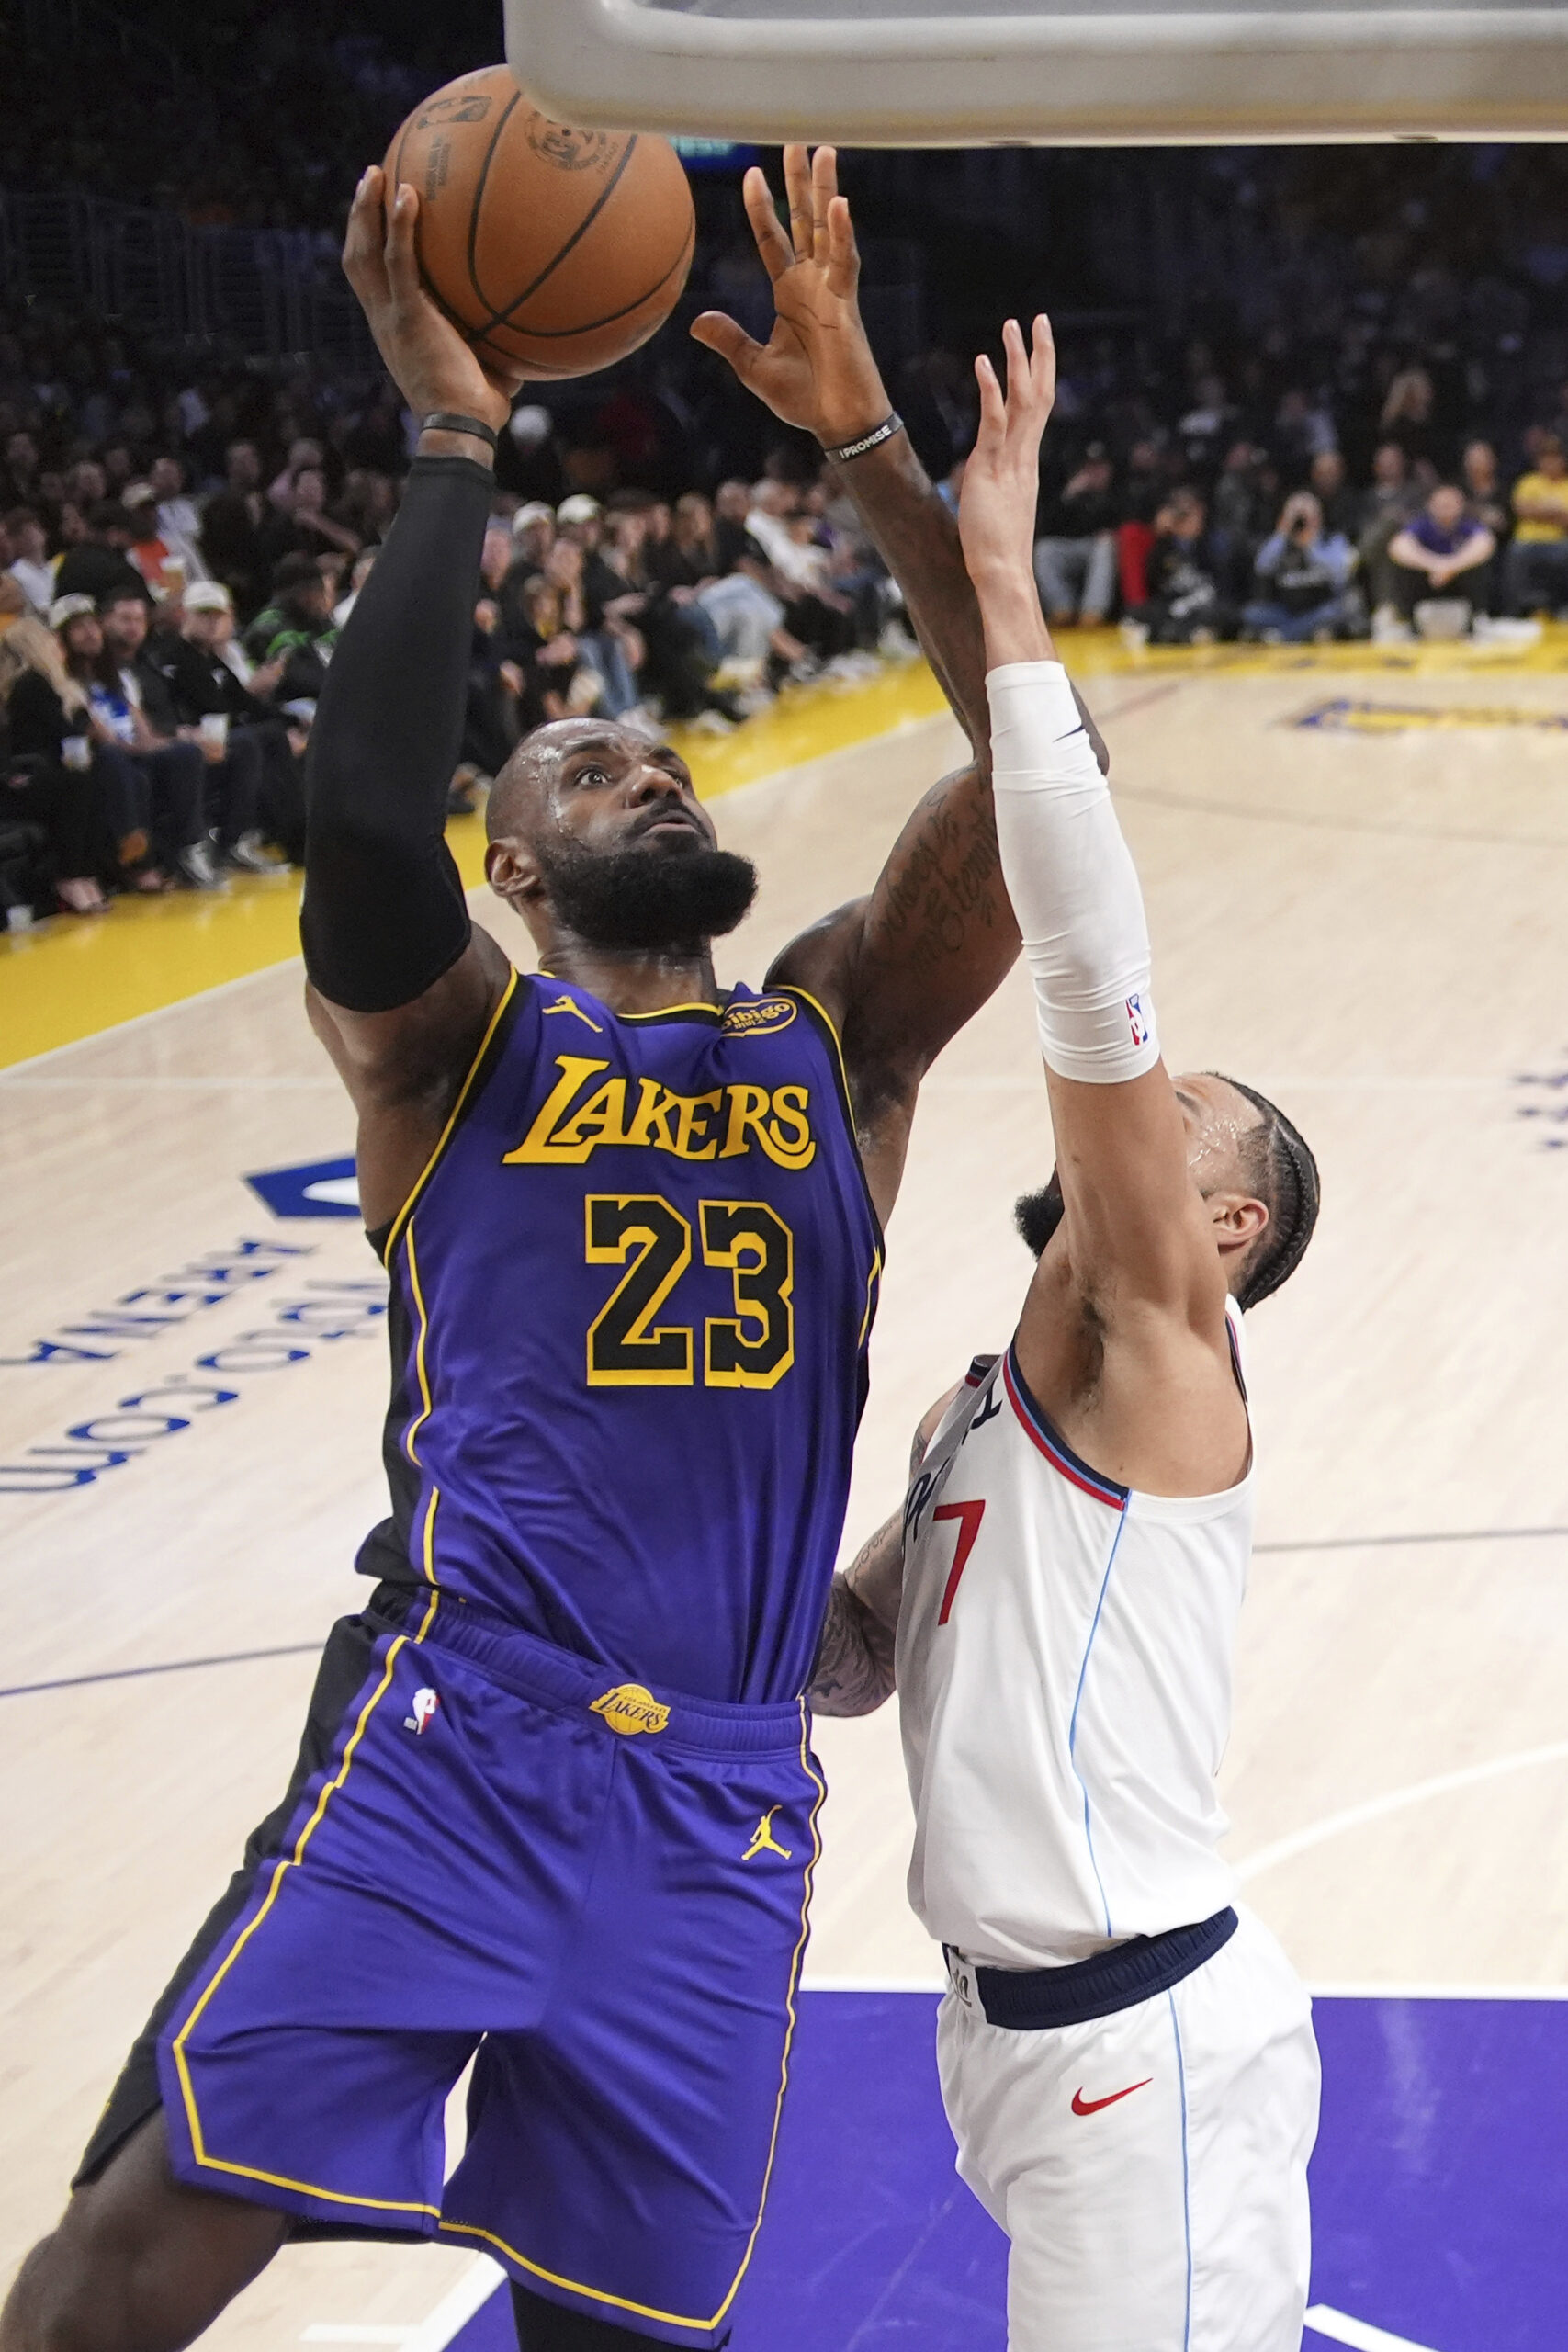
445;1991;1567;2352
243;1154;359;1218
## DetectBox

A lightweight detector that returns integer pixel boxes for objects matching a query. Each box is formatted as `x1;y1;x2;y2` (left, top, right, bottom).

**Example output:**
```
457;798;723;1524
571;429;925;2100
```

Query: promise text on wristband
821;413;902;465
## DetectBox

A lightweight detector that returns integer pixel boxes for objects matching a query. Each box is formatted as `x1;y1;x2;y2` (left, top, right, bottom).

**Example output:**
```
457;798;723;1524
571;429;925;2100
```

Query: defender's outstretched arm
958;320;1251;1492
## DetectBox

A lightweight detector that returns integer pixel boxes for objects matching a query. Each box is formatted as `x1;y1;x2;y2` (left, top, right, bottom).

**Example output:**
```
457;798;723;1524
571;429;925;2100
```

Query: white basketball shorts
936;1907;1319;2351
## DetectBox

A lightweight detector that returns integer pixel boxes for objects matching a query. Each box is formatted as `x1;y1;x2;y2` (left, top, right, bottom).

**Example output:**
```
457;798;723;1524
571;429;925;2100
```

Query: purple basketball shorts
152;1593;824;2346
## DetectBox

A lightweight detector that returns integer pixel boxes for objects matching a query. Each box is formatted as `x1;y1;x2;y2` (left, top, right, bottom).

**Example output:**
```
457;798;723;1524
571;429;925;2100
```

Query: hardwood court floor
5;652;1568;2341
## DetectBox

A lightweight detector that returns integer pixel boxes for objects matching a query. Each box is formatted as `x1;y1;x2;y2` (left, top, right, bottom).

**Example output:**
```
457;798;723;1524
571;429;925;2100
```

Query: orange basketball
384;66;696;383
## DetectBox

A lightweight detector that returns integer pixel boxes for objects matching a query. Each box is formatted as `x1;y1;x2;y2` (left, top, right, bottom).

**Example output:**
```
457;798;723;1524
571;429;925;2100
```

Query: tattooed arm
807;1379;962;1717
808;1513;902;1718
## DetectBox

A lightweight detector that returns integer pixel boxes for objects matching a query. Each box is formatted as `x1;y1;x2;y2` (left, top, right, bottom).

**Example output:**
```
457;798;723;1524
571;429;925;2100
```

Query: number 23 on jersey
584;1193;795;1390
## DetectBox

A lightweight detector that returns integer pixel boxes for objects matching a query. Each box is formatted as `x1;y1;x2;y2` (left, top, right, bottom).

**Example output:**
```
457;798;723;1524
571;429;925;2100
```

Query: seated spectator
199;441;269;619
149;457;208;582
1245;492;1359;641
1209;442;1276;597
1033;444;1118;626
333;548;377;629
1386;484;1496;627
1114;437;1169;609
453;598;525;811
542;534;656;722
1506;435;1568;616
1379;363;1438;469
122;484;183;600
96;589;221;888
243;554;338;713
1;429;42;511
642;492;722;670
1;607;114;911
333;468;396;548
562;499;641;718
148;579;306;866
500;575;601;733
1460;441;1510;545
1134;492;1238;644
744;481;857;662
1358;442;1422;622
6;509;55;616
588;502;724;722
261;464;362;569
510;501;556;577
711;481;758;576
498;505;556;647
267;438;326;514
52;503;146;607
1308;449;1362;542
47;594;171;893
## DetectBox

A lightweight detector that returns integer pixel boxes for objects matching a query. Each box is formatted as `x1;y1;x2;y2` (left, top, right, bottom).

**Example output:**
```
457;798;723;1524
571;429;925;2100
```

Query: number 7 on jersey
933;1498;986;1625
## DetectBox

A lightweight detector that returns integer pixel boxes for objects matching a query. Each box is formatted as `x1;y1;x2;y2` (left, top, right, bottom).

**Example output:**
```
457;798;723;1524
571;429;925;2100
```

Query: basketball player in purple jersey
3;152;1105;2352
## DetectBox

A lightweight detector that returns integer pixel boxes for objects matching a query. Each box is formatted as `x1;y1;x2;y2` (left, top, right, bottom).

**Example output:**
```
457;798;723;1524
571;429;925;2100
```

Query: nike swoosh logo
1071;2078;1153;2117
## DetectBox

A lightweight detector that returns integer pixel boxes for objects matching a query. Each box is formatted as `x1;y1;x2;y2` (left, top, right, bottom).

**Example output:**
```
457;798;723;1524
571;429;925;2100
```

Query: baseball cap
49;593;97;629
183;580;233;613
512;501;555;535
121;481;157;510
557;494;602;526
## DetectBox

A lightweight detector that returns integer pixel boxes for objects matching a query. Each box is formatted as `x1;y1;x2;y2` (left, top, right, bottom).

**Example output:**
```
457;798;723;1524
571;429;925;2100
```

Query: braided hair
1212;1076;1321;1311
1012;1082;1320;1314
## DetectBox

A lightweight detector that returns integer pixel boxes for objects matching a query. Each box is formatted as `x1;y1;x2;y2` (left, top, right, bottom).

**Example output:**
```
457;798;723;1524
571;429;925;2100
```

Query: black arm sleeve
299;453;492;1012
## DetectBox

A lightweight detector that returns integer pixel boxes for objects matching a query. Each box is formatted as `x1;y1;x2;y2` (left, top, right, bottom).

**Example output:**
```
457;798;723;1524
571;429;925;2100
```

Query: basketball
383;66;695;382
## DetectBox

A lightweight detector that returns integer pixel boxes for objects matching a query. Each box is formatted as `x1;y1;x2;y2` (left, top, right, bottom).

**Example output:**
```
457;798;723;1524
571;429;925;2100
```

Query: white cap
183;580;233;613
121;481;157;510
49;593;97;628
512;501;555;535
557;494;602;526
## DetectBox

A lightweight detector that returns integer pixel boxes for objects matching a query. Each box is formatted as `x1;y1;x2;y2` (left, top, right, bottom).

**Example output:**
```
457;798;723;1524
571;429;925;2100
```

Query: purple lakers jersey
358;970;882;1704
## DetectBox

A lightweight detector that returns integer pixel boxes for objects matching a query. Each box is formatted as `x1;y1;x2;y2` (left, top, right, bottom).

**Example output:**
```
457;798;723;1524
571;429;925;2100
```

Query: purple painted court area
454;1991;1568;2351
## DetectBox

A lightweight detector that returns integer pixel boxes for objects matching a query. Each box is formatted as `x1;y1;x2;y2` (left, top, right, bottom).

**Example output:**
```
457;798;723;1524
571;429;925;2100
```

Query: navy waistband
368;1584;808;1758
948;1908;1238;2030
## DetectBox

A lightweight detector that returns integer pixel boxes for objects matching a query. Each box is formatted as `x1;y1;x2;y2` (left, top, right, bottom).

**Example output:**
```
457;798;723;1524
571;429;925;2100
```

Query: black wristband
420;411;499;450
820;413;902;465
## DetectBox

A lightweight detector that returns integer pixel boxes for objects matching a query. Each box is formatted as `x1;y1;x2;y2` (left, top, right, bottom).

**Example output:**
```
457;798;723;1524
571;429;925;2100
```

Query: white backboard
503;0;1568;142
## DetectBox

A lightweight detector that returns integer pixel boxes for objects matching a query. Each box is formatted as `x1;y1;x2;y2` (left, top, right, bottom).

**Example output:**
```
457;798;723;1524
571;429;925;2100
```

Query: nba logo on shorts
1125;994;1150;1047
404;1686;439;1736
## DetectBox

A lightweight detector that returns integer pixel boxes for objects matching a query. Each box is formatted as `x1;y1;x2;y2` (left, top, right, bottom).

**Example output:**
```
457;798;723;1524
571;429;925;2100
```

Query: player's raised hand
343;167;525;435
957;315;1056;593
690;145;890;447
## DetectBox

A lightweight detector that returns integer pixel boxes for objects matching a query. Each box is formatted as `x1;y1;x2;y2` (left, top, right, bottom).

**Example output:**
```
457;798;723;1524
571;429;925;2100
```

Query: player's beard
535;831;759;953
1014;1172;1066;1261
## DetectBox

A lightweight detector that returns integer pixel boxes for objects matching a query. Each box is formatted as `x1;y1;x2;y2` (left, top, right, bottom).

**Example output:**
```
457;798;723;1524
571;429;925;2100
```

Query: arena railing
0;190;374;369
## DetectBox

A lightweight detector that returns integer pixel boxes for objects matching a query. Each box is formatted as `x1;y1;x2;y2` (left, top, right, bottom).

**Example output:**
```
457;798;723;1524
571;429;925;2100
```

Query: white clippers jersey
896;1310;1253;1970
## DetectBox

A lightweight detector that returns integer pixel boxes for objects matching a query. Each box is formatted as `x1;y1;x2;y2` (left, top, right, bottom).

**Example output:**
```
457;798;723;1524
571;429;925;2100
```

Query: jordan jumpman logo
742;1807;794;1861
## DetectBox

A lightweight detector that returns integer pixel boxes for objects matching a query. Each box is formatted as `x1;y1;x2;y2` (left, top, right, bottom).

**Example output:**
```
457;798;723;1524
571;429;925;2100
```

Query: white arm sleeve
987;659;1159;1086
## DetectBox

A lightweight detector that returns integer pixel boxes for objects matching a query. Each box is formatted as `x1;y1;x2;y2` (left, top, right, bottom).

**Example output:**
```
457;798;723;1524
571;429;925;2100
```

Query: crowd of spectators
0;346;915;922
4;106;1568;923
5;302;1568;922
1028;414;1568;646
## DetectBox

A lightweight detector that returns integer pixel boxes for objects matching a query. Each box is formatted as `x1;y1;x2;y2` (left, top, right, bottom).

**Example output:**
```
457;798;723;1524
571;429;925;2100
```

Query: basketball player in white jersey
808;315;1324;2351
